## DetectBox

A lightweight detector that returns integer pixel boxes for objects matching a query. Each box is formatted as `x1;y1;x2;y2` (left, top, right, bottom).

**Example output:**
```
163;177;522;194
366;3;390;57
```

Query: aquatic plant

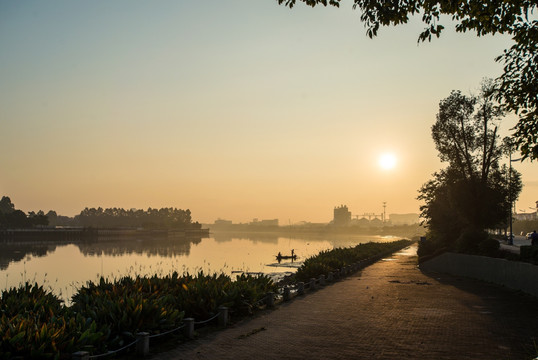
0;240;407;359
0;283;105;359
295;240;412;282
0;271;276;358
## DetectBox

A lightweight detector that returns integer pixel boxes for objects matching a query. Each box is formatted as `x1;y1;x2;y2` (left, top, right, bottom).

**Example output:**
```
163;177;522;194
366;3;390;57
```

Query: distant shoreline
207;224;424;239
0;227;210;241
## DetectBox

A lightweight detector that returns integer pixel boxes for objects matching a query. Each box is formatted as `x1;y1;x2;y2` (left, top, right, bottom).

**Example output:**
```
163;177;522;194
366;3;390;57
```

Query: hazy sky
1;0;536;224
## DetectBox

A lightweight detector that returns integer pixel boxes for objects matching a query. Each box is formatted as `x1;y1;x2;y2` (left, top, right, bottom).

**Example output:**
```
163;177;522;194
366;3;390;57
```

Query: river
0;231;401;302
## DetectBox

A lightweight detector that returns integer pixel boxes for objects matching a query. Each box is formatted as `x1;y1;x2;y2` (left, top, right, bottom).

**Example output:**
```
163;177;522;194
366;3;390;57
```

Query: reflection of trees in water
0;236;203;270
76;236;201;257
0;242;59;270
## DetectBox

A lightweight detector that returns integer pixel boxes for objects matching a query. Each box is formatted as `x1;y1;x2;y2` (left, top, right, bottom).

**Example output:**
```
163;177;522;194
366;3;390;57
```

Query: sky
1;0;536;224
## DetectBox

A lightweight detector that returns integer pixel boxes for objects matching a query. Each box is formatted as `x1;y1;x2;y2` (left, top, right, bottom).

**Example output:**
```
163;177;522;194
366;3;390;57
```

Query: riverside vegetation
295;239;412;282
0;239;411;359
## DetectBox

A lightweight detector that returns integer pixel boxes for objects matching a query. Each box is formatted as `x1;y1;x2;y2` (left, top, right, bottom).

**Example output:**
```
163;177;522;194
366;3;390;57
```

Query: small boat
276;251;297;261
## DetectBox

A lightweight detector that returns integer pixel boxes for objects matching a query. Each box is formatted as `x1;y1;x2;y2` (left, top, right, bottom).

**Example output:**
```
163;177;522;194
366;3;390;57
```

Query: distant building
369;218;384;227
333;205;351;226
250;219;279;227
354;217;371;228
514;201;538;221
389;213;420;225
214;219;233;226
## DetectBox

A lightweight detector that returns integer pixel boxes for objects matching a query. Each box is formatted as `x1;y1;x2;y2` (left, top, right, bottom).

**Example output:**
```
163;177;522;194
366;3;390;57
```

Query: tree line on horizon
76;206;195;229
0;196;49;229
0;196;196;230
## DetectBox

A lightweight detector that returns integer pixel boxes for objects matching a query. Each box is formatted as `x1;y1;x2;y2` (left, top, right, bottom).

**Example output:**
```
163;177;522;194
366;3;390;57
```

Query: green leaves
276;0;342;8
0;272;276;359
0;283;101;359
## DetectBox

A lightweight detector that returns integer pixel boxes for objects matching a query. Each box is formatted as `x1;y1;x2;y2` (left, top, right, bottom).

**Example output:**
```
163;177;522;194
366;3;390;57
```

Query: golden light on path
379;153;397;170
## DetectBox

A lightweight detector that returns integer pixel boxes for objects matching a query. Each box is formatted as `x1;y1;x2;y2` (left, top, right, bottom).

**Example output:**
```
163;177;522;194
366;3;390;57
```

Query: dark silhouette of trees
0;196;196;230
28;210;49;227
418;84;522;253
4;210;32;228
75;207;194;229
0;196;49;229
0;196;15;214
277;0;538;160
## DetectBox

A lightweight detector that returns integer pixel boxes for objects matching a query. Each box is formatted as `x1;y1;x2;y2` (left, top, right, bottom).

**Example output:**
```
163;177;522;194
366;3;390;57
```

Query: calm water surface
0;232;399;302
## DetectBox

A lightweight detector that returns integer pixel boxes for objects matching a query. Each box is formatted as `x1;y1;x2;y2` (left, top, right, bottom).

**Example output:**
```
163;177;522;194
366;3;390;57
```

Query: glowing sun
379;153;397;170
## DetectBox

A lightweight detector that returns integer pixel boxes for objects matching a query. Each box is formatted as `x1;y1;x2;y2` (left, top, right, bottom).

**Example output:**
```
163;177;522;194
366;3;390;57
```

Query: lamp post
508;146;521;246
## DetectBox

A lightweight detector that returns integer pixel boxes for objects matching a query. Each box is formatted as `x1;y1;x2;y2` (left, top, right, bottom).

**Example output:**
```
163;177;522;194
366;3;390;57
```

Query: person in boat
291;249;295;257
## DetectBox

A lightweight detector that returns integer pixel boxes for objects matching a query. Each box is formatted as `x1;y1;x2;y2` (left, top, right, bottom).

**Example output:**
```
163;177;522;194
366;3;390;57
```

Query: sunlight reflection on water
0;232;395;302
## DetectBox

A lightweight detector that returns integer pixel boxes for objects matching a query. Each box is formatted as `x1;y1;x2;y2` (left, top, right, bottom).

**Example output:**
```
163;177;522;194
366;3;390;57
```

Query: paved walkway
149;245;538;360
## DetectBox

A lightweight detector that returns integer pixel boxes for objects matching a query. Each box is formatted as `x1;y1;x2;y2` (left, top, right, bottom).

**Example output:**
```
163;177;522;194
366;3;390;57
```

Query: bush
0;283;105;359
456;228;489;254
295;240;412;282
478;237;500;257
1;272;277;359
520;245;538;264
417;237;437;258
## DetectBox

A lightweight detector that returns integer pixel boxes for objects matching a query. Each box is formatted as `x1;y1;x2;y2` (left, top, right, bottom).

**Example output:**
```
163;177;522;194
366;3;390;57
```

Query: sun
379;153;397;170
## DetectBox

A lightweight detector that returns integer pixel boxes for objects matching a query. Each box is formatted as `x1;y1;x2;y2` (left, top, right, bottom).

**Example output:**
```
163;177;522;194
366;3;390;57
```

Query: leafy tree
0;197;51;228
28;210;49;227
277;0;538;160
46;210;58;226
4;210;32;228
0;196;15;214
418;84;522;254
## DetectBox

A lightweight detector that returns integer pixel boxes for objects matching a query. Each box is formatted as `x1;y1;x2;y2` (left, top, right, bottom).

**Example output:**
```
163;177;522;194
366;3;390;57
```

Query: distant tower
382;202;387;223
333;205;351;226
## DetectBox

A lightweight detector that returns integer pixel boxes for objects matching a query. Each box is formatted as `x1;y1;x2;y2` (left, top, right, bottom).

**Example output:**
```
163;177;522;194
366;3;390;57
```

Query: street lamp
508;146;522;246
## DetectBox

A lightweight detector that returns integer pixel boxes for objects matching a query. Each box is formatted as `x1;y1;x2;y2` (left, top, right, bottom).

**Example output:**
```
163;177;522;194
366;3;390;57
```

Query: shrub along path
151;245;538;360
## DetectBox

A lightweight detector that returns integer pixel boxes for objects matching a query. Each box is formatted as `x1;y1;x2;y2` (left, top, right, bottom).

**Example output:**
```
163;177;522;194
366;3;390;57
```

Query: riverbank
151;244;538;360
0;227;210;242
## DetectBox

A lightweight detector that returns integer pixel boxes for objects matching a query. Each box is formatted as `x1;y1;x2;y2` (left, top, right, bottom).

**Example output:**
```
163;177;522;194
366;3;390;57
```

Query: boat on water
276;254;297;260
276;250;297;262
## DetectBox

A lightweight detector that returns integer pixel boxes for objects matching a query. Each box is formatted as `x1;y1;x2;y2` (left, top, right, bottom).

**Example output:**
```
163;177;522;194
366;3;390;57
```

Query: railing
72;306;230;359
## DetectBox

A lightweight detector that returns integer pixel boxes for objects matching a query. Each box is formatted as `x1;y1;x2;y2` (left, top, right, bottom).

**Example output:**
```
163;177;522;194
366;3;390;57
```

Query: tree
417;84;522;253
0;196;15;214
277;0;538;160
46;210;58;226
75;206;194;229
29;210;49;227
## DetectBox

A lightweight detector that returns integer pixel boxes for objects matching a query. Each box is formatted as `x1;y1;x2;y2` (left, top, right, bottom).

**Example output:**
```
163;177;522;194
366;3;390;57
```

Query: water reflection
212;232;279;244
0;232;397;302
0;242;58;270
77;236;201;257
0;236;203;269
